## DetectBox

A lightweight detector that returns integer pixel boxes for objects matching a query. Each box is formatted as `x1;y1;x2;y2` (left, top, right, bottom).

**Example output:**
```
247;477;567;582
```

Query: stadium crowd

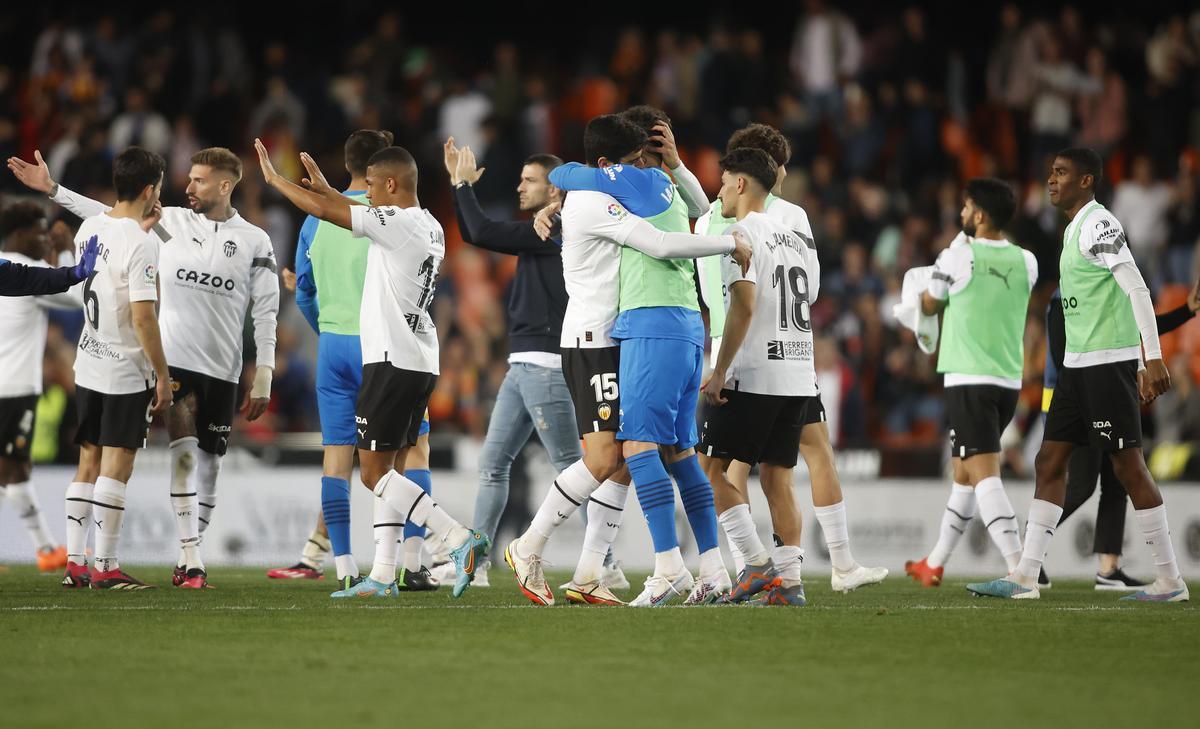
2;2;1200;464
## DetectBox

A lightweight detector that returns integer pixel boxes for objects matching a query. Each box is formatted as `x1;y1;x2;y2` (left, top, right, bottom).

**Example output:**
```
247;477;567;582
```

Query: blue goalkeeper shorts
617;337;703;449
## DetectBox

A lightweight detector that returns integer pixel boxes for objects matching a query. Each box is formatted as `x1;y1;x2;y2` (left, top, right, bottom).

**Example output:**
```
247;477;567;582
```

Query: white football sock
91;477;127;573
698;548;726;582
975;476;1022;571
369;497;403;584
302;530;332;570
1015;499;1063;582
520;459;599;557
928;483;975;569
1134;504;1182;584
573;479;628;584
374;470;467;547
718;504;769;567
193;449;222;539
169;438;202;570
654;547;686;578
773;545;805;585
813;501;855;572
5;481;56;551
64;481;93;566
403;536;423;573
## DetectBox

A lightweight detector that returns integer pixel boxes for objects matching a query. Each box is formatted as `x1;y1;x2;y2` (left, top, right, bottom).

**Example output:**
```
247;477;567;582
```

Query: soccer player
506;114;749;607
267;130;441;592
0;204;88;571
546;105;733;605
11;147;279;590
59;146;173;589
903;179;1038;586
695;123;886;593
968;148;1188;602
699;148;821;606
439;139;622;591
255;139;488;598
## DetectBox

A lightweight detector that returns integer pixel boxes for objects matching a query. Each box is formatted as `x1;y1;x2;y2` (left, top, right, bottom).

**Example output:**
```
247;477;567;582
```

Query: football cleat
62;562;91;589
832;563;889;593
331;577;398;599
179;568;212;589
904;557;942;587
1038;568;1052;589
266;563;324;580
564;579;625;606
966;577;1039;599
90;568;155;590
172;565;187;587
728;560;780;603
504;540;553;606
630;571;695;607
37;545;68;573
432;558;490;586
397;566;439;592
754;581;807;606
449;530;490;598
1119;579;1189;603
1095;568;1149;592
602;561;630;591
684;571;732;605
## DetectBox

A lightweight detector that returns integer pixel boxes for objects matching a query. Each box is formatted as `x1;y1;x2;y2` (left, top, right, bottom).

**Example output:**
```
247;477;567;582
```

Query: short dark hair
191;147;242;182
345;130;395;177
524;154;564;173
719;148;778;194
622;105;671;133
0;201;47;242
727;123;791;168
366;145;418;187
113;146;165;201
964;178;1017;229
583;115;647;167
1055;147;1104;185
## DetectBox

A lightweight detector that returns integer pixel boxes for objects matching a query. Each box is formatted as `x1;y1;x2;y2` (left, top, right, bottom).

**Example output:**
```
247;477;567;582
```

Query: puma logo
67;515;85;526
192;237;204;246
1100;431;1112;441
357;429;366;438
987;266;1013;289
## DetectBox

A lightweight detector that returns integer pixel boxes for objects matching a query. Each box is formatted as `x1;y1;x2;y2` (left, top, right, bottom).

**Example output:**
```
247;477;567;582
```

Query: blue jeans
473;363;582;554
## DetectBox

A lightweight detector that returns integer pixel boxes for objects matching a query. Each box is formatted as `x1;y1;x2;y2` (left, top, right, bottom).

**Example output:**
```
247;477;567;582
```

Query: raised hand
443;137;461;185
650;122;681;169
7;150;56;194
254;138;280;186
299;152;334;196
456;146;485;185
70;235;99;282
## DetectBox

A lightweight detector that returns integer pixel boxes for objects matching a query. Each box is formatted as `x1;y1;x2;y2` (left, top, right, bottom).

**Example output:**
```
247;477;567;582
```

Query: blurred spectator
108;86;171;157
789;0;861;126
1029;37;1097;175
1155;355;1200;442
1075;49;1126;156
1112;154;1174;287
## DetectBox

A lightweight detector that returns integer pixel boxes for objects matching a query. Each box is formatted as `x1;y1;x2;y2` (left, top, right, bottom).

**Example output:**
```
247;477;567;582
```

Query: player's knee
585;444;621;479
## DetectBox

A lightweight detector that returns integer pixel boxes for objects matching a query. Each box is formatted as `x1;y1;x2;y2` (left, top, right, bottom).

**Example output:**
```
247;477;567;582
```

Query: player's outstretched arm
622;217;752;273
702;280;755;406
8;150;111;220
255;139;353;231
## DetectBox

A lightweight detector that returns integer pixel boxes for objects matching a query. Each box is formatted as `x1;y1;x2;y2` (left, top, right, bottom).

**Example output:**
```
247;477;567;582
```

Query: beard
962;219;976;237
188;196;213;214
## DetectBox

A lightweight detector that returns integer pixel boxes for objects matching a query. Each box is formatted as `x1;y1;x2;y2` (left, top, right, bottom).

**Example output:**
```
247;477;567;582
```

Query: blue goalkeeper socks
627;450;678;553
668;454;719;553
320;476;352;557
403;469;432;540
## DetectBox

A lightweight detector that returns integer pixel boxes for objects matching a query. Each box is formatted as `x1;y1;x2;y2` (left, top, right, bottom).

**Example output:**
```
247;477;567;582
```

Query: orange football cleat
904;557;943;587
37;545;68;573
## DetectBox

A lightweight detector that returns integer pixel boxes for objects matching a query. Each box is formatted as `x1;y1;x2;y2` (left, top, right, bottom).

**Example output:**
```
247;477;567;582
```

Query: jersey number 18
772;265;810;332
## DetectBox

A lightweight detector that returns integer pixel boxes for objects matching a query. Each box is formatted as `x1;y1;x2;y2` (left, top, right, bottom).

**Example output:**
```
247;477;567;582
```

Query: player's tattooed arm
255;139;354;231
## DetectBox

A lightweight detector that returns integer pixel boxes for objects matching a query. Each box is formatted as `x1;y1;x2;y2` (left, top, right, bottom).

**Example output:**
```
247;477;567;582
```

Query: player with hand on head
695;123;886;593
9;146;279;590
256;139;488;598
0;205;89;571
699;148;821;606
510;113;749;607
57;147;173;589
968;148;1188;602
904;178;1038;588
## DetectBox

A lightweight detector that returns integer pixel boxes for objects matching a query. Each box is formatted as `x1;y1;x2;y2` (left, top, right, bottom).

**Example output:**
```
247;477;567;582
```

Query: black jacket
0;259;80;296
452;184;567;355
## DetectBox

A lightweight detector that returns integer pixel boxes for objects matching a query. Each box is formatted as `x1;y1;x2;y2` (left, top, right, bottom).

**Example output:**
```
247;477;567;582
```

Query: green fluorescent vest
311;192;369;335
937;241;1029;380
1059;201;1139;355
619;181;699;312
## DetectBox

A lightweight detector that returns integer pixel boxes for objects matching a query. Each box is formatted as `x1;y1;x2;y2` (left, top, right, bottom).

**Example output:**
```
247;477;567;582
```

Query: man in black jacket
438;139;627;591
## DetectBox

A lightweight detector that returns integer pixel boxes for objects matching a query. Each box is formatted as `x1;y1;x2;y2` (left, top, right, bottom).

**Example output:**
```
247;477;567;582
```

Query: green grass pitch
1;565;1196;729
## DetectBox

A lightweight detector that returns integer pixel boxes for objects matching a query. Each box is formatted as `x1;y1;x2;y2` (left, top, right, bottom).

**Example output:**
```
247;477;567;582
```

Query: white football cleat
563;579;625;606
629;571;694;607
504;540;553;606
684;570;732;605
831;564;888;593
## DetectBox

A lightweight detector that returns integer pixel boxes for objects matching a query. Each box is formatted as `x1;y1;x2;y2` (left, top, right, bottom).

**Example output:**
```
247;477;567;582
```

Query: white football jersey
156;207;279;382
351;205;444;374
0;251;82;397
720;211;820;396
558;191;639;348
72;214;160;395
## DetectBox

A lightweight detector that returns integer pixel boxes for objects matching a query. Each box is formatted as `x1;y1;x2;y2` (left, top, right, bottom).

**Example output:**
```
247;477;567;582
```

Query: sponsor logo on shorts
171;380;181;392
1092;421;1112;429
207;424;232;433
